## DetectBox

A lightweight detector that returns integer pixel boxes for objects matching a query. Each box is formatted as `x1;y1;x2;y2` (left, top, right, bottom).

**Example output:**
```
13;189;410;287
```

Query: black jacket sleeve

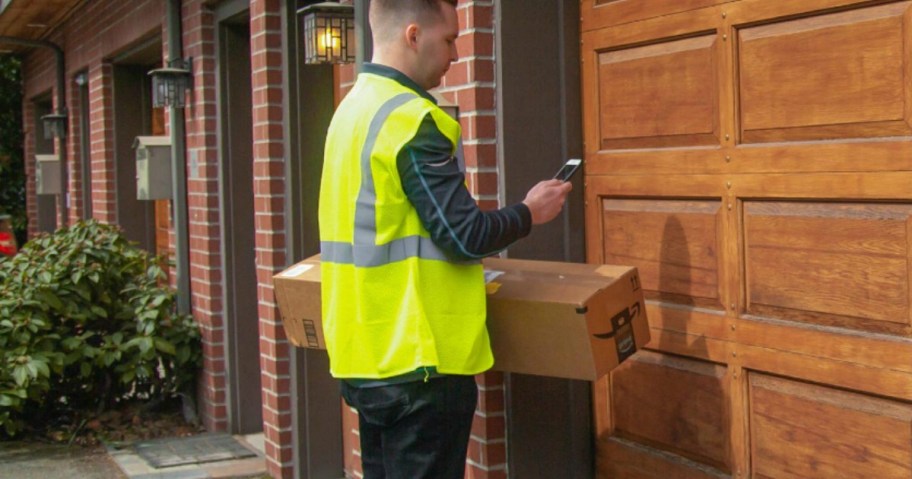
396;113;532;261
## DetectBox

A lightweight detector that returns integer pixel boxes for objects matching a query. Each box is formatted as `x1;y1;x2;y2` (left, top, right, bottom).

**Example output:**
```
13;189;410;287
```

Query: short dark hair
370;0;458;44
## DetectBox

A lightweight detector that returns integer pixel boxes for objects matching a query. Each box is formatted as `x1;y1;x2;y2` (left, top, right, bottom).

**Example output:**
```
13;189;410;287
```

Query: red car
0;215;17;257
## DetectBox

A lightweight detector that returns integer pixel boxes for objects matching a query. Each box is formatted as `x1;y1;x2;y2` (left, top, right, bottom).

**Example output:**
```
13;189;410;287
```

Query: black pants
341;375;478;479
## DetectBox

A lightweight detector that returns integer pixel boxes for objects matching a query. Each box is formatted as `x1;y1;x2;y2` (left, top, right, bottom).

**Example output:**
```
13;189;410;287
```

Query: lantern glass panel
151;69;191;108
301;3;355;64
41;114;67;140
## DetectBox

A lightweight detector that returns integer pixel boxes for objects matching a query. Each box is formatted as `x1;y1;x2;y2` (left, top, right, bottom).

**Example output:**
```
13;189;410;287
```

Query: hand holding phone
553;158;582;182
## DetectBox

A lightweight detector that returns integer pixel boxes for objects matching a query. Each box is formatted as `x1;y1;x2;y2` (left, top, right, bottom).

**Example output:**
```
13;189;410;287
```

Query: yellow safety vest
318;71;493;379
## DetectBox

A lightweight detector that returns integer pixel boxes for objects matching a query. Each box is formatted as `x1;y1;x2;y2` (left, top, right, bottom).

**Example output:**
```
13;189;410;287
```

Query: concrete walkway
0;440;127;479
0;433;268;479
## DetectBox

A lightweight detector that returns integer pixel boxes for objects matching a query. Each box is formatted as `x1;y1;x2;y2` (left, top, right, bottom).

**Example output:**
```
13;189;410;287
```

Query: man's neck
371;50;420;89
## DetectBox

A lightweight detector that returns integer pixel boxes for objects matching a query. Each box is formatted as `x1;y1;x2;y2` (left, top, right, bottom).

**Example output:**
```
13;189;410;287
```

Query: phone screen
553;158;582;182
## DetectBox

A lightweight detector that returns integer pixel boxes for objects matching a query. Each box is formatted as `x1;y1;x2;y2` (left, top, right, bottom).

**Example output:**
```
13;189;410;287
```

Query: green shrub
0;220;201;438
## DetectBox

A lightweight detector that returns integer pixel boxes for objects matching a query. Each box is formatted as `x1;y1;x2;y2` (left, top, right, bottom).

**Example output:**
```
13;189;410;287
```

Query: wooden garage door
580;1;912;477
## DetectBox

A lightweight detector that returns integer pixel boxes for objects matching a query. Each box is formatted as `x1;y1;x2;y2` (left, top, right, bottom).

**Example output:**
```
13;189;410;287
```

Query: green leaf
74;284;91;301
11;366;27;386
89;305;107;318
80;362;91;377
177;346;190;364
32;360;50;379
153;338;176;355
35;290;64;310
139;337;153;354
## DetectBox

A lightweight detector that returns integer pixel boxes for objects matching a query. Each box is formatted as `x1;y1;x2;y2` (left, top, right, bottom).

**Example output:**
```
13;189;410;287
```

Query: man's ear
404;23;420;50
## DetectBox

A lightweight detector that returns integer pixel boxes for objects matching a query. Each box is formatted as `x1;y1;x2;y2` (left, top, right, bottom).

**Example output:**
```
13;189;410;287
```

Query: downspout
0;36;69;227
354;0;371;72
165;0;191;315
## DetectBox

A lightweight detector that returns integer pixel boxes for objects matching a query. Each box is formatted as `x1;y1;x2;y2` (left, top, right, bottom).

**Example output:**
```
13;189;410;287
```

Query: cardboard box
273;255;325;349
273;255;649;381
482;258;649;380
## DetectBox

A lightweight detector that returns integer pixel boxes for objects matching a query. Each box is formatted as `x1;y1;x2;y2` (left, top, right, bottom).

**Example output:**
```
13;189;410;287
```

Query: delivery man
318;0;572;477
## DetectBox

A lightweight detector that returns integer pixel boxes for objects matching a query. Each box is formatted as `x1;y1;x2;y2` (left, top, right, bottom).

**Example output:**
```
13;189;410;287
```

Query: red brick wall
66;71;84;222
22;0;162;232
87;62;116;224
248;1;293;477
20;0;230;436
20;1;509;479
22;102;36;239
182;0;228;434
451;3;508;478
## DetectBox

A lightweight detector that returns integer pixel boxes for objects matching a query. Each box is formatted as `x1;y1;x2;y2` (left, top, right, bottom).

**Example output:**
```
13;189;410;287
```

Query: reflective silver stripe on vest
323;91;461;267
321;236;451;267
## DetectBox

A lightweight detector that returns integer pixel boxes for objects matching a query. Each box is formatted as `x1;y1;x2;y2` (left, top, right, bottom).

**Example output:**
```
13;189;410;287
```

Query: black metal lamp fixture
149;58;193;108
299;1;355;64
40;112;67;139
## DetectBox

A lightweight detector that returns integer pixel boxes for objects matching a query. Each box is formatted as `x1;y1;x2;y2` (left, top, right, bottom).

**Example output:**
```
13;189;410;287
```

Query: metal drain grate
133;432;257;468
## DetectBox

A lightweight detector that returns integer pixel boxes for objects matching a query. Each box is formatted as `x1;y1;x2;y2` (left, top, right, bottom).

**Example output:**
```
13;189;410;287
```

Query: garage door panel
583;1;912;476
738;2;912;143
739;343;912;401
750;373;912;479
597;437;730;479
736;318;912;374
581;6;726;166
602;199;723;308
733;141;912;175
599;35;719;149
581;0;732;32
612;351;730;470
646;328;732;364
744;201;911;331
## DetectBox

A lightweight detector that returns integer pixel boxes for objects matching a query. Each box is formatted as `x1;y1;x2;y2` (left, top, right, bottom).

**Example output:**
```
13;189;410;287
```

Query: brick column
23;102;37;239
88;62;116;224
183;0;229;433
250;0;294;477
445;2;508;478
66;75;82;222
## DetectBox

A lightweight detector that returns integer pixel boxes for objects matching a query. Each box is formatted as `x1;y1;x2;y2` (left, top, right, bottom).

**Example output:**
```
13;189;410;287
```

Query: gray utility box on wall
134;136;172;200
35;154;61;195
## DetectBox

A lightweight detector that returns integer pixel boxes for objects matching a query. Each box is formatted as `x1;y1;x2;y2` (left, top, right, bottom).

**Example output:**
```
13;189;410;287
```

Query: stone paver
134;433;256;468
108;433;267;479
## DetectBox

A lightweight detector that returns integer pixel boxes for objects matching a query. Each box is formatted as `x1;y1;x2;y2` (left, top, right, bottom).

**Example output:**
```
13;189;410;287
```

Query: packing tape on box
279;263;314;278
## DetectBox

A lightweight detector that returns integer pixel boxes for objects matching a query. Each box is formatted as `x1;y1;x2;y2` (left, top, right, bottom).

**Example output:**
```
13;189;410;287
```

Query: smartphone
553;158;582;182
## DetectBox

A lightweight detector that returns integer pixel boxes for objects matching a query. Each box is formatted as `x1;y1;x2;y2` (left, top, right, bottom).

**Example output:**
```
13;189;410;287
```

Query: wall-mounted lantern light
149;59;192;108
40;112;67;139
299;2;355;64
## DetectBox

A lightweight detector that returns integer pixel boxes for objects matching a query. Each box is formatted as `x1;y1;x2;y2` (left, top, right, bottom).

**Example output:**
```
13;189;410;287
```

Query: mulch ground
20;398;205;447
